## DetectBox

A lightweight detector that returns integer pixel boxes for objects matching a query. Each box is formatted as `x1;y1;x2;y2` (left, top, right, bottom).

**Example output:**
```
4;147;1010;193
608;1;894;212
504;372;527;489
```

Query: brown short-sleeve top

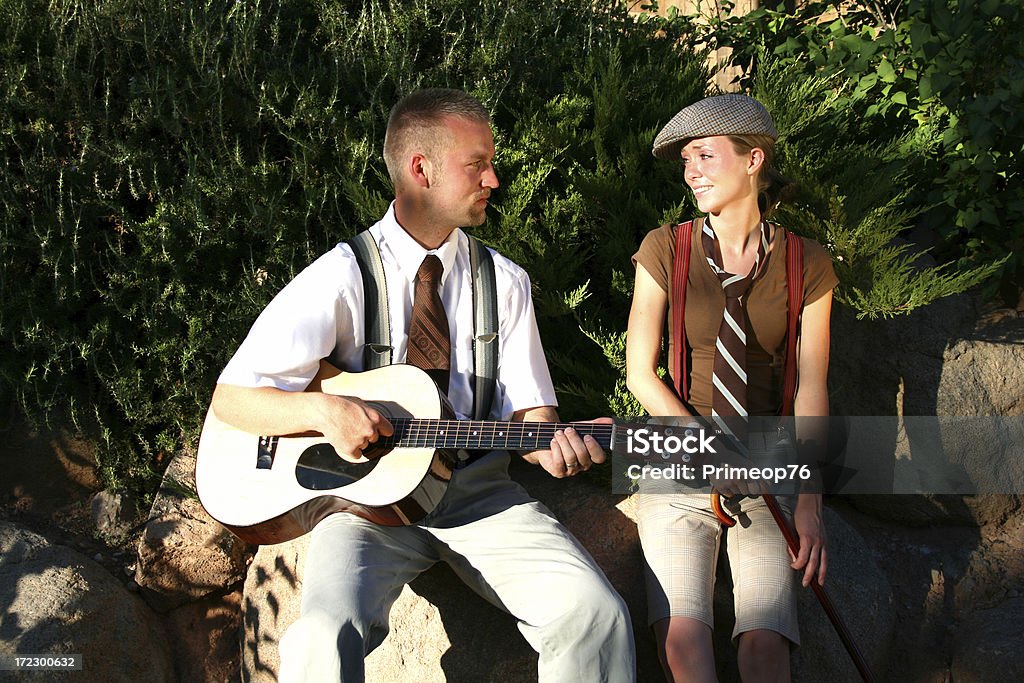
632;217;839;417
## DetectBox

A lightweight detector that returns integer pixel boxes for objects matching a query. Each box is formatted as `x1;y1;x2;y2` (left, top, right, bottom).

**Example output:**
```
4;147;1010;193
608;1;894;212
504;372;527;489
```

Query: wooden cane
710;491;877;683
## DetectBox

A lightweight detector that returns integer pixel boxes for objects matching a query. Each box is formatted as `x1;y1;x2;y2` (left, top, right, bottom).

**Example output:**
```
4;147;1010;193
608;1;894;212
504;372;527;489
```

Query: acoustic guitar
196;362;706;544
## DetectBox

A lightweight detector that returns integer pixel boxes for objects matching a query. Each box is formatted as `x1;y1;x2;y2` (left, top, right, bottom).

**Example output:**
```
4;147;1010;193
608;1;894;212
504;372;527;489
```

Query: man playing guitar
209;88;636;682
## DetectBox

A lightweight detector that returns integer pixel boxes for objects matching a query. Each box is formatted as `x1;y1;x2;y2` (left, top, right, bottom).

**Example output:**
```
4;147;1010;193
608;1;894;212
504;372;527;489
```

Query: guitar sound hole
295;444;379;490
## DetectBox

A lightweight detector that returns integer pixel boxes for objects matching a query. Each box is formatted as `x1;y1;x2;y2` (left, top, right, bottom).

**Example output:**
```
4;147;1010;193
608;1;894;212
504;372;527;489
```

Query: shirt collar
378;201;461;284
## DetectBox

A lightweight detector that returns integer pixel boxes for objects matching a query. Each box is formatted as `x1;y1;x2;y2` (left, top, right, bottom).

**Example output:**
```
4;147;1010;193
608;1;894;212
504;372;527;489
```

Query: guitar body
195;364;455;545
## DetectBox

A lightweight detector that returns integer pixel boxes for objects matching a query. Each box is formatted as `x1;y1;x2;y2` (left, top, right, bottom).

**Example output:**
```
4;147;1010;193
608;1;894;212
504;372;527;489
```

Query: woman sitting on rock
626;94;837;682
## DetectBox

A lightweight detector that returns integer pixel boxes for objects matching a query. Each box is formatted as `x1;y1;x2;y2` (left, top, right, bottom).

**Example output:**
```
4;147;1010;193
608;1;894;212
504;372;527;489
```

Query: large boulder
897;304;1024;418
135;453;252;611
835;290;1024;526
0;522;174;682
894;308;1024;516
241;462;891;682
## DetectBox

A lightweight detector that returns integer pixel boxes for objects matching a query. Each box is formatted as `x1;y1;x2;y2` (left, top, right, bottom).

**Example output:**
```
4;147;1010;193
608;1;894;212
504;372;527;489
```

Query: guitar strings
377;419;617;449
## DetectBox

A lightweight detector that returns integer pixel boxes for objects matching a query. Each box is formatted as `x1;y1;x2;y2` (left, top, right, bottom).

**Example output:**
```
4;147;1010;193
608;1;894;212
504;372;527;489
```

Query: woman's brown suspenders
670;220;804;416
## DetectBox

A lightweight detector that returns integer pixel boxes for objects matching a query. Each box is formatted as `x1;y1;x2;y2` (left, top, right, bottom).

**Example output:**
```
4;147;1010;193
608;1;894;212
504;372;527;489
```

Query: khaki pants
279;451;636;682
637;492;800;645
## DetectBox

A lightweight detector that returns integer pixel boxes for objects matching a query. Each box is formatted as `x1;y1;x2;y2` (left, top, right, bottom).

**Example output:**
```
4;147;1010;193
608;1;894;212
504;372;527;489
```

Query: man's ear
408;153;433;189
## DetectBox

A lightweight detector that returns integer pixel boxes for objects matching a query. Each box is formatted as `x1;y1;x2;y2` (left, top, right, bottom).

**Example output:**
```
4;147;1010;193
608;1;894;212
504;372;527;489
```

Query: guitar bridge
256;435;279;469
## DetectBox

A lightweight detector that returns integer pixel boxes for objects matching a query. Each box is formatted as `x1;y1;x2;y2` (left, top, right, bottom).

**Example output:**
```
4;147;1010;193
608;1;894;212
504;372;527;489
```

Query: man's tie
702;220;770;445
407;254;451;393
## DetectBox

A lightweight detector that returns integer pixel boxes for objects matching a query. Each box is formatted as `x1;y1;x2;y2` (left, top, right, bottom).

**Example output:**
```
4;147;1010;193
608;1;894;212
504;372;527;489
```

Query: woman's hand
791;493;827;587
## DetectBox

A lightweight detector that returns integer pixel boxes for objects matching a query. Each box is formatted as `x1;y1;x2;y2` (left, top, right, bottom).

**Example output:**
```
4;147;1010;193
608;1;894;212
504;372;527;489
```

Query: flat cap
652;94;778;160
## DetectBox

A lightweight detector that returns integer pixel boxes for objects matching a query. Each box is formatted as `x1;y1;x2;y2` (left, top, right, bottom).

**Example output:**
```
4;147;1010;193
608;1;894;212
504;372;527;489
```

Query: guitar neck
381;419;616;452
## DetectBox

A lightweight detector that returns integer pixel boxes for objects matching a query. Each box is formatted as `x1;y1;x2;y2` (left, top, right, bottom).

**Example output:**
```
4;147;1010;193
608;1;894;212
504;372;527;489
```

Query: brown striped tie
702;220;770;445
407;254;451;393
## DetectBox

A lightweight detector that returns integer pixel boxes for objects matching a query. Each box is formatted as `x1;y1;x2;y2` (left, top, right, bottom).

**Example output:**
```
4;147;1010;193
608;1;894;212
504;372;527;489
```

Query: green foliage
1;0;1005;497
675;0;1023;299
0;0;705;491
749;54;1001;318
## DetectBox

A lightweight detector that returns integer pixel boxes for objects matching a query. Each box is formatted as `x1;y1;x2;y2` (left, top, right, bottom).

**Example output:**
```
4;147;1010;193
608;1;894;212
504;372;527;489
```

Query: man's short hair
383;88;490;189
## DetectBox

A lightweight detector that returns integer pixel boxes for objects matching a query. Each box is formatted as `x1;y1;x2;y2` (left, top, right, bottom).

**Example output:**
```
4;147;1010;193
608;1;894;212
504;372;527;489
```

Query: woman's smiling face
680;136;761;215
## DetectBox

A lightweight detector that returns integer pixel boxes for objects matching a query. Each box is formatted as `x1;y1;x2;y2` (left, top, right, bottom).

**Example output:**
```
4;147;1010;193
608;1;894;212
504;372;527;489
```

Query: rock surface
950;596;1024;682
90;489;139;541
896;299;1024;418
833;291;1024;527
135;453;252;612
954;509;1024;614
242;463;892;682
164;590;244;683
0;521;174;682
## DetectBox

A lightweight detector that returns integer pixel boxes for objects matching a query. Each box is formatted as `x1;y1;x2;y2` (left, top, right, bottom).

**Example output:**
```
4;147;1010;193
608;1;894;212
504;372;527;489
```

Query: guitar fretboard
379;419;616;452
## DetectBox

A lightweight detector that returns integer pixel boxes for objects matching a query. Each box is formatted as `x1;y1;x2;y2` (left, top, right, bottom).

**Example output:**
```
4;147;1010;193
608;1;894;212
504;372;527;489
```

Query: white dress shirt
218;202;556;420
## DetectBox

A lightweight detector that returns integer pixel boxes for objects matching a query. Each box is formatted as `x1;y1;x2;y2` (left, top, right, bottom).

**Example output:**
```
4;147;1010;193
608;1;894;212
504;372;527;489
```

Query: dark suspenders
345;230;499;421
347;230;392;370
468;236;499;423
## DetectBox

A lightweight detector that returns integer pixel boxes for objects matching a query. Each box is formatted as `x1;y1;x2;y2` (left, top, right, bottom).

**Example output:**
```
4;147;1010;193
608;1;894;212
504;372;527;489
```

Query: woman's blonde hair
727;134;795;218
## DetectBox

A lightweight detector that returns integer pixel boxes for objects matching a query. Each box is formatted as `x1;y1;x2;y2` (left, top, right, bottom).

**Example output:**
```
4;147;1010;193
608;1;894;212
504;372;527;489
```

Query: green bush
0;0;998;496
672;0;1023;300
748;53;1000;318
0;0;706;492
